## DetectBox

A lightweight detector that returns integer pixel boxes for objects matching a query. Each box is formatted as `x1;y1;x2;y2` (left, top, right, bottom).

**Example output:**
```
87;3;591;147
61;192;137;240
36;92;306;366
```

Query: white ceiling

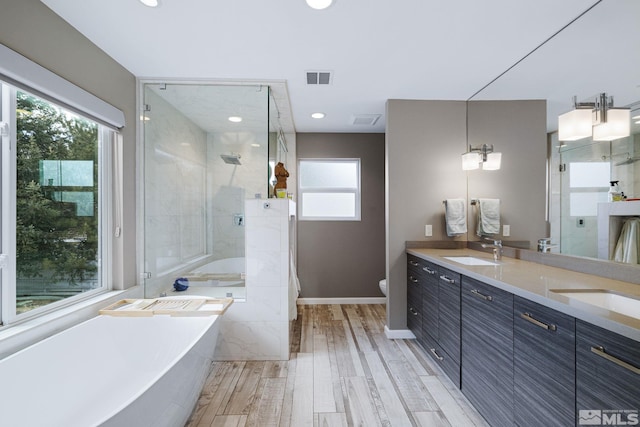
40;0;640;134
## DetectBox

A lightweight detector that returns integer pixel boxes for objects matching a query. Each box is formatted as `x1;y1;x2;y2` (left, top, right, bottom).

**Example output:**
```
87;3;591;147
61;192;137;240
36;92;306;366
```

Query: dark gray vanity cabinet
420;260;439;343
461;276;514;427
514;296;576;427
576;320;640;425
406;255;424;342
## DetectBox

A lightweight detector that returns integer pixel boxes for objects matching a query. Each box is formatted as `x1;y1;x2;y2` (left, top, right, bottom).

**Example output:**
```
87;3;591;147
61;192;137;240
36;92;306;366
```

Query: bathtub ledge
0;287;142;360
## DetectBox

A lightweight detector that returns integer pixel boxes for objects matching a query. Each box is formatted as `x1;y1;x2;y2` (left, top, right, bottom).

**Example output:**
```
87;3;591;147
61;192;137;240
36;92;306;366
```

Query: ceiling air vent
306;71;332;85
351;114;381;126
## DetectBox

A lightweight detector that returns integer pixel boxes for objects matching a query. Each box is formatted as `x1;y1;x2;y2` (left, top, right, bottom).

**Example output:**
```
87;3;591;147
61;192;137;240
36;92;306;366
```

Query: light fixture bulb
306;0;333;10
139;0;159;7
228;116;242;123
558;108;592;141
462;152;481;170
483;152;502;170
311;112;325;119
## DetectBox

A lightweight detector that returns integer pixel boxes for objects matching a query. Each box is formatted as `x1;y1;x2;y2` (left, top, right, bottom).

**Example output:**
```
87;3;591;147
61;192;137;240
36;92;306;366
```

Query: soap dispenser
608;181;622;202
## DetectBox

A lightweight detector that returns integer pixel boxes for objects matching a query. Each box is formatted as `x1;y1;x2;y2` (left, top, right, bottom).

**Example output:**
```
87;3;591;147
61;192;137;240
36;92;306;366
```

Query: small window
298;159;361;221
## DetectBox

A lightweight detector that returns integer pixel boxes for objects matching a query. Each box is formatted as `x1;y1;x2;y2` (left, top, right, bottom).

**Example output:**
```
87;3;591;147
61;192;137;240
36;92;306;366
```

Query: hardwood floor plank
330;304;344;321
387;359;438;412
211;415;247;427
345;307;374;353
315;412;348;427
290;352;314;427
262;360;288;378
395;339;434;377
419;376;480;427
300;305;314;353
365;351;414;426
277;353;297;427
245;378;286;427
193;361;245;427
343;376;383;427
314;334;338;413
413;411;451;427
341;319;366;377
223;361;264;415
330;320;358;378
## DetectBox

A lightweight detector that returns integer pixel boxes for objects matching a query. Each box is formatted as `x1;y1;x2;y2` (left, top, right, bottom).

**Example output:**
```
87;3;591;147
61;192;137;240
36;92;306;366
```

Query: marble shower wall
214;199;295;361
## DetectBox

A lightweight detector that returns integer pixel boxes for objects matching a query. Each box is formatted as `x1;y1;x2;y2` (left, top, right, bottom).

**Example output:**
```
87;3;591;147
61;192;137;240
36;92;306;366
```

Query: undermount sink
443;256;499;266
550;289;640;320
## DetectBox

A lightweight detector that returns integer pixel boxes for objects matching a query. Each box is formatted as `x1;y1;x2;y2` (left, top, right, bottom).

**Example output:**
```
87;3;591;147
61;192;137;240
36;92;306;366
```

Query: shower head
220;154;242;165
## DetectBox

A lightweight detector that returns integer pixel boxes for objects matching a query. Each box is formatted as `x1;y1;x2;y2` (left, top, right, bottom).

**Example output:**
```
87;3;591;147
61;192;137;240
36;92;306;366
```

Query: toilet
379;279;387;296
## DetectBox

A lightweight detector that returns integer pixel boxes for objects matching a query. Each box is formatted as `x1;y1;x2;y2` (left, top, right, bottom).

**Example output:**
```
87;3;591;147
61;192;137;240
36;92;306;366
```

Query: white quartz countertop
406;248;640;341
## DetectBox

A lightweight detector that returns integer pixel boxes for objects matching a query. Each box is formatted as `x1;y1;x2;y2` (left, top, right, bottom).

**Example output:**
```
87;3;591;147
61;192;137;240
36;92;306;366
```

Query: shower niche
140;82;283;299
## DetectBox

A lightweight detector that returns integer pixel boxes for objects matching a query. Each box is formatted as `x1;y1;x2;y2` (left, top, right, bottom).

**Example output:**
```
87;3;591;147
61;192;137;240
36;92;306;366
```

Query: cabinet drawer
421;332;461;388
438;267;461;363
576;320;640;417
514;296;575;427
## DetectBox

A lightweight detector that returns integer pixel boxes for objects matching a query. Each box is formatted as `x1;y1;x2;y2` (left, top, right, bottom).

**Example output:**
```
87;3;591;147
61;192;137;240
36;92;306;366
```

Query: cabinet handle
520;312;557;331
470;289;493;301
409;260;419;267
423;267;436;275
430;348;444;361
440;275;455;284
409;307;419;316
591;346;640;375
409;276;419;283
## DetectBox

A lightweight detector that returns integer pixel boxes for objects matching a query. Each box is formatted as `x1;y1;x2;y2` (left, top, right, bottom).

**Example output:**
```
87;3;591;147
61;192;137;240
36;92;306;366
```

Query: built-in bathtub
0;302;221;427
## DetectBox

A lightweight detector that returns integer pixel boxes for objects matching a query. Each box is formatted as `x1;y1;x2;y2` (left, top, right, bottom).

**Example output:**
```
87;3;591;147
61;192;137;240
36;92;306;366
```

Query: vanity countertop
407;248;640;341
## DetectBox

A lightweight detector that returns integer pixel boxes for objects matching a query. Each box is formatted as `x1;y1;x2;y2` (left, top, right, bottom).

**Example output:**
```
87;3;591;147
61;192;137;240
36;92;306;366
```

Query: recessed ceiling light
306;0;333;10
228;116;242;123
251;143;261;147
140;0;159;7
311;112;326;119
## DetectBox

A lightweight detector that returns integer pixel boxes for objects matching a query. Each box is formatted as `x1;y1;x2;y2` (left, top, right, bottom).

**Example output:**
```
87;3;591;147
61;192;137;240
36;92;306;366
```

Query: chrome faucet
481;238;503;261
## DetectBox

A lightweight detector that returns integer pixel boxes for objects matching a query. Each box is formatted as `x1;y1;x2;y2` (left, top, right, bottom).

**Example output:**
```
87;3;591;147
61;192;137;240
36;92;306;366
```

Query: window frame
0;83;114;326
298;158;362;221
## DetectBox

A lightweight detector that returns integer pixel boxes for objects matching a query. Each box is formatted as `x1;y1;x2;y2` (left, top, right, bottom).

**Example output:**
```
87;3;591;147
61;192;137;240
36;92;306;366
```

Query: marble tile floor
186;304;489;427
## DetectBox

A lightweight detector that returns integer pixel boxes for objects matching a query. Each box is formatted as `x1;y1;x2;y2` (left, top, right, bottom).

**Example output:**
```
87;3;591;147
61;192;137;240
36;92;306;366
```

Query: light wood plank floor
186;304;489;427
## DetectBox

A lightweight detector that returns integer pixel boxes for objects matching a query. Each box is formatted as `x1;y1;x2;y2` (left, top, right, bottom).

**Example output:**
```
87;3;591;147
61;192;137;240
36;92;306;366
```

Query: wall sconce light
462;144;501;171
558;93;630;142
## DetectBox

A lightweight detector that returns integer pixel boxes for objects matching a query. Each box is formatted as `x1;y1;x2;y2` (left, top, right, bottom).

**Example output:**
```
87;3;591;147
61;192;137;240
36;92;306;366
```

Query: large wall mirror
469;0;640;266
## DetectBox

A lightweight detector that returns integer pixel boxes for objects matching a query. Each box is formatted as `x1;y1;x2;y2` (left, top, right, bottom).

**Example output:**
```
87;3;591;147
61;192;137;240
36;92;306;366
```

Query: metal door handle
440;275;455;284
470;289;493;301
409;260;419;266
409;276;418;283
430;348;444;361
591;346;640;374
409;307;419;316
520;312;557;331
423;267;436;275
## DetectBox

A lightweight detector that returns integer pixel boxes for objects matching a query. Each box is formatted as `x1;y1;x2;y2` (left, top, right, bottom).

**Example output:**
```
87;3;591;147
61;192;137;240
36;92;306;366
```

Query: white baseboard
297;297;387;305
384;325;416;340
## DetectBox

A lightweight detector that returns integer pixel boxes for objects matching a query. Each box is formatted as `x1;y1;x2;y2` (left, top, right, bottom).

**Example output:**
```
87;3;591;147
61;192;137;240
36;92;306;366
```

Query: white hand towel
477;198;501;236
613;218;640;264
445;199;467;236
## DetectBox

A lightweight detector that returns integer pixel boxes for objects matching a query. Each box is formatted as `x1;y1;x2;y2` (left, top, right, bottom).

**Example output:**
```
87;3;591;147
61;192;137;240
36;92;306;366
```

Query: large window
1;86;112;323
298;159;361;221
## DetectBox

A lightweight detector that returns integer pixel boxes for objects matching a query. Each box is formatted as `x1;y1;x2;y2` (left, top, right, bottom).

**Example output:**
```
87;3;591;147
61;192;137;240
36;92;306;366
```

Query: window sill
0;286;143;360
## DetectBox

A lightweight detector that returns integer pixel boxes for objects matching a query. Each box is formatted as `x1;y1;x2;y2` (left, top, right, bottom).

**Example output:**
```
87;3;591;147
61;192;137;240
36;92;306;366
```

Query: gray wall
386;99;547;330
297;133;385;298
0;0;138;289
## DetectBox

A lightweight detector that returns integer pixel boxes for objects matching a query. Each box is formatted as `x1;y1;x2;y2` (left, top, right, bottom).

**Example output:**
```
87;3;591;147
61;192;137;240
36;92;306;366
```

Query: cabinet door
461;277;514;427
421;261;439;342
438;267;461;363
576;320;640;426
514;296;575;427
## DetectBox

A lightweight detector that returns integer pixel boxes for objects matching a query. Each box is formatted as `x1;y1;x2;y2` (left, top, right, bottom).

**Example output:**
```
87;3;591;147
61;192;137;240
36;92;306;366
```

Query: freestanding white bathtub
0;308;221;427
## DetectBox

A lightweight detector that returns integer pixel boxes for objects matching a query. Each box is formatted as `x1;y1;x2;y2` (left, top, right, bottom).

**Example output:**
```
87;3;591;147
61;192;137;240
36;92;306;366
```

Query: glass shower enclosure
140;82;275;300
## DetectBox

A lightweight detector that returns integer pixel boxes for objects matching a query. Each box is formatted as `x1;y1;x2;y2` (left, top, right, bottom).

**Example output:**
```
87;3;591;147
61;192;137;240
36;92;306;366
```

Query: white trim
384;325;416;340
297;297;386;305
0;44;125;129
